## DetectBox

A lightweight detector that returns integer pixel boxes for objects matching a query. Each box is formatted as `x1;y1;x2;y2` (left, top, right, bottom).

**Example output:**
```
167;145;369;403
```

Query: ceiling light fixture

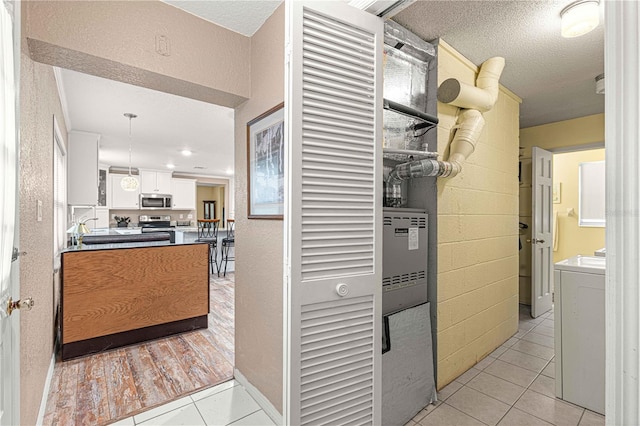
166;163;176;169
121;113;139;191
181;149;192;156
226;168;233;175
561;0;600;38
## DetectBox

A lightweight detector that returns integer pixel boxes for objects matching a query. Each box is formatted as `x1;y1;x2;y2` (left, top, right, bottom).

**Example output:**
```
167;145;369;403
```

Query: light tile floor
112;305;605;426
111;380;275;426
408;305;606;426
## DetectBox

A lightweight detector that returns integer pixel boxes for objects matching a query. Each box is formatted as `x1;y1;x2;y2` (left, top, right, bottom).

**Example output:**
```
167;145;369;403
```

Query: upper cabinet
140;170;172;194
110;174;140;209
67;131;100;205
171;178;196;210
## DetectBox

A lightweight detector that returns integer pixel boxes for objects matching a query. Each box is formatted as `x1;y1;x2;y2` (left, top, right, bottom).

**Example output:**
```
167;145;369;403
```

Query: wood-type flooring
43;273;235;426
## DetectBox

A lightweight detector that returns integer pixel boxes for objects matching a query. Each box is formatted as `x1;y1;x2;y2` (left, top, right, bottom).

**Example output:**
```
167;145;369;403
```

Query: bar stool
196;219;220;275
219;219;234;277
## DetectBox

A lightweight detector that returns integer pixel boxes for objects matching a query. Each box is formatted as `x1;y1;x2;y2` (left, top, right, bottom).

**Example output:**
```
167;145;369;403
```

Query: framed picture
247;102;285;219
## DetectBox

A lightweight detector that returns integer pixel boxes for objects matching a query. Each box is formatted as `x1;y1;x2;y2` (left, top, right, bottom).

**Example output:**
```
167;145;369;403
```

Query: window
579;160;605;227
53;118;66;269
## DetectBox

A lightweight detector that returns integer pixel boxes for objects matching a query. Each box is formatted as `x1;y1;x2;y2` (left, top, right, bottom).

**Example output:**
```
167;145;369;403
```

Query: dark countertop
63;233;206;252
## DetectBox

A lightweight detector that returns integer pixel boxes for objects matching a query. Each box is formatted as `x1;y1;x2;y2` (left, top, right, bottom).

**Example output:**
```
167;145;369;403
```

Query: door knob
6;297;35;316
527;239;545;244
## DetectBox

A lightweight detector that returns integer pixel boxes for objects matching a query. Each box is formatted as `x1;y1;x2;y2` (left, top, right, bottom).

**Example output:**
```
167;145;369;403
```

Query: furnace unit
382;208;428;315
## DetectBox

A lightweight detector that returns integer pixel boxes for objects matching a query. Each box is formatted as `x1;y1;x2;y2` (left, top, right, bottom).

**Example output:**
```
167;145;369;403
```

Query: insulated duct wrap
387;56;504;185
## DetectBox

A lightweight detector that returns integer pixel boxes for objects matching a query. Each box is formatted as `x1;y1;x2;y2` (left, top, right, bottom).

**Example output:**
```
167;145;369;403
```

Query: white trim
52;67;71;130
548;141;605;153
233;368;282;425
53;115;66;154
35;352;56;426
605;1;640;424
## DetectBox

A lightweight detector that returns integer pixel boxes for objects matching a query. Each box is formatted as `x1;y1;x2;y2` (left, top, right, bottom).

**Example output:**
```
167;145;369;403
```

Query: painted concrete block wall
518;113;604;304
234;4;284;413
436;41;521;388
19;46;68;425
552;149;606;263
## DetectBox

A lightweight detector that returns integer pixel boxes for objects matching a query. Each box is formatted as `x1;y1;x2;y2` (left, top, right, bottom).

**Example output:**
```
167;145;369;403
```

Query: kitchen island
60;239;209;360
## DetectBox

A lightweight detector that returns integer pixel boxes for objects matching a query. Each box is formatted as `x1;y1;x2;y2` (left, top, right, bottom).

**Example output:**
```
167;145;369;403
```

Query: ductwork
386;109;484;182
436;57;506;112
386;56;504;196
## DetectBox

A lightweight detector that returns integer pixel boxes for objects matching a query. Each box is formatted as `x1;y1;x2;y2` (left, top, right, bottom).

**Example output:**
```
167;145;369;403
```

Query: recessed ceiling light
226;168;234;175
181;149;192;156
166;163;176;169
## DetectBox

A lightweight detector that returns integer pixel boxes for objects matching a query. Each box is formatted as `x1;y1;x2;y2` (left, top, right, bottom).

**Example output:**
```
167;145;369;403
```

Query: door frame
0;0;21;424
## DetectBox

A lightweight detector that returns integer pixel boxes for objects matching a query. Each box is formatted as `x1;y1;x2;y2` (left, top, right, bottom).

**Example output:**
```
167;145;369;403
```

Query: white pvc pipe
386;56;503;186
437;57;505;112
443;109;485;177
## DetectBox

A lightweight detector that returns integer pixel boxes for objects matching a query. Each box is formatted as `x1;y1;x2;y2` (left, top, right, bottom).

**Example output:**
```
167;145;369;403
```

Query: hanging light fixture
121;113;139;191
560;0;600;38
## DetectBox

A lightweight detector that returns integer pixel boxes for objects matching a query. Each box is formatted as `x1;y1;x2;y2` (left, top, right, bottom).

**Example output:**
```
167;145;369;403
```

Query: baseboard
36;351;56;426
234;368;282;425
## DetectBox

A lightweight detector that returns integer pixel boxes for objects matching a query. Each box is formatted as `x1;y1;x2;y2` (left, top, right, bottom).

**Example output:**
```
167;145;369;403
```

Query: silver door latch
11;247;26;262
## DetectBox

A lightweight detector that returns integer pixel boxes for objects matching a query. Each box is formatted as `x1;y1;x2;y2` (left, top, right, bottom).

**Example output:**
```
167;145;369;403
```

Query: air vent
383;217;393;226
382;270;426;286
193;166;207;170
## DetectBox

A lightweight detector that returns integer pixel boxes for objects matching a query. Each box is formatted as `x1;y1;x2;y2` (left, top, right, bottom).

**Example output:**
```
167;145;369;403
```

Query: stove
139;215;175;242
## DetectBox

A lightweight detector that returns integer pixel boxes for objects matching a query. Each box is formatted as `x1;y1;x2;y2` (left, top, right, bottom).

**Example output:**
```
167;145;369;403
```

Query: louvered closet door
285;2;383;425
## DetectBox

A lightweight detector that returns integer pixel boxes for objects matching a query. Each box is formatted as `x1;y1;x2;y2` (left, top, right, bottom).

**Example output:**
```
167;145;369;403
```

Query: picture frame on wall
247;102;285;219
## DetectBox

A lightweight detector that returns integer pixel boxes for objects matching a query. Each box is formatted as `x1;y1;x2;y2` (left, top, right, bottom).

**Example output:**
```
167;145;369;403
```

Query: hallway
409;305;605;426
43;273;235;425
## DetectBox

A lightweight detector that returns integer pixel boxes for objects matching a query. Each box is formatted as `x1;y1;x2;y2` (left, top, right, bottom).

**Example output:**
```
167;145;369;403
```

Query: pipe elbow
437;57;505;112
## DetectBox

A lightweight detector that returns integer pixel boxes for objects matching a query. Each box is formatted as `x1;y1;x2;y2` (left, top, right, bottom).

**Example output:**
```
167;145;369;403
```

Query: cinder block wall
435;41;521;388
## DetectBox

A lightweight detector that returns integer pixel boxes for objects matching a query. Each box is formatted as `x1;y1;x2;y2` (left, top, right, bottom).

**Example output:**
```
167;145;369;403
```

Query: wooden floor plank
104;348;142;420
167;335;218;388
75;353;110;425
125;344;176;407
146;338;197;395
183;331;234;380
44;273;236;425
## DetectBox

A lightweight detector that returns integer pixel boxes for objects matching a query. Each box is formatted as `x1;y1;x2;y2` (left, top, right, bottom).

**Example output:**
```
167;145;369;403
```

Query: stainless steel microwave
140;194;172;209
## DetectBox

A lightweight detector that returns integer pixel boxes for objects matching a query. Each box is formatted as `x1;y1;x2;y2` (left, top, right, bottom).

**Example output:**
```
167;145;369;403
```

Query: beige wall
233;4;284;412
518;113;604;304
436;41;521;388
197;186;225;221
24;0;250;108
552;149;606;263
20;1;259;422
19;36;68;425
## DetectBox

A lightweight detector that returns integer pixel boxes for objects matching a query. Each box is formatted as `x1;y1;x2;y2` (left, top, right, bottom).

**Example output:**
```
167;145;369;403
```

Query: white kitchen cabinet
94;207;110;229
140;170;172;194
67;131;100;205
110;174;140;209
171;178;196;210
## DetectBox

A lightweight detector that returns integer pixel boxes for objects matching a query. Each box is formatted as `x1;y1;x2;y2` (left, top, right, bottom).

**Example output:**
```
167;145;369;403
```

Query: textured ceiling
393;0;605;128
60;68;235;177
166;0;604;128
162;0;282;36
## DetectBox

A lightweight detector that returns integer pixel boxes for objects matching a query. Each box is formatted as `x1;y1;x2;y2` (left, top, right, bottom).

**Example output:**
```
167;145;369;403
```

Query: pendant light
121;113;139;191
560;0;600;38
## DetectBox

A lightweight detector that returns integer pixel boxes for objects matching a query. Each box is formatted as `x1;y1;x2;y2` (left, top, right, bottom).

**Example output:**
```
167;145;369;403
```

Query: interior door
531;147;553;318
284;2;383;424
0;1;20;424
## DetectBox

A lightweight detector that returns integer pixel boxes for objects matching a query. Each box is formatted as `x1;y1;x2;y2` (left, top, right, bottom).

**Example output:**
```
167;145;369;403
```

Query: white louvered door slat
286;2;382;425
